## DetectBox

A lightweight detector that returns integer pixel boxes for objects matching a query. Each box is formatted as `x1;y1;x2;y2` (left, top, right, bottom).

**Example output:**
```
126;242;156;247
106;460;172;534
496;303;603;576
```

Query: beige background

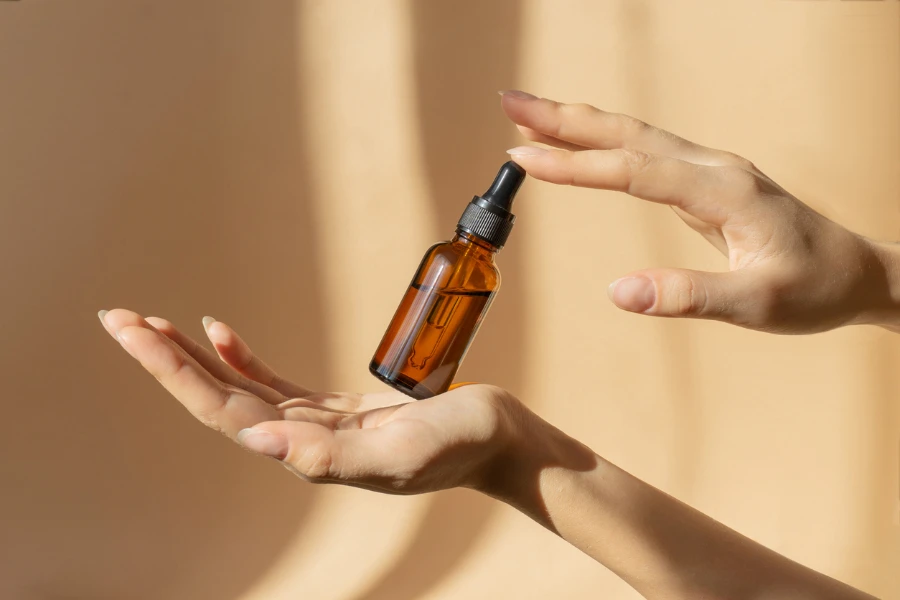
1;1;898;598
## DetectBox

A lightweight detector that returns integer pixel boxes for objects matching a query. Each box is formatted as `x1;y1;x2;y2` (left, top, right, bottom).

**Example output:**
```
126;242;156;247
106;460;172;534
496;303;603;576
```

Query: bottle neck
452;230;499;256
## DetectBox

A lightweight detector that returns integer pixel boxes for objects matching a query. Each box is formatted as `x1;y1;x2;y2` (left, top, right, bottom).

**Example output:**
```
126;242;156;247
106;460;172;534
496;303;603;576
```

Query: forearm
481;414;875;600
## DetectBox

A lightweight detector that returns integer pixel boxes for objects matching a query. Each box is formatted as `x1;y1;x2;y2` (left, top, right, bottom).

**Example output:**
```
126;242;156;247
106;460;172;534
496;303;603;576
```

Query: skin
501;89;900;335
96;90;896;600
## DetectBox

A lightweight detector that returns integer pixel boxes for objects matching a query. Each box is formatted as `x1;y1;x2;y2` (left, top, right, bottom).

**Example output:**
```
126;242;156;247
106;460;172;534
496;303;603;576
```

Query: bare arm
486;411;876;600
99;310;877;600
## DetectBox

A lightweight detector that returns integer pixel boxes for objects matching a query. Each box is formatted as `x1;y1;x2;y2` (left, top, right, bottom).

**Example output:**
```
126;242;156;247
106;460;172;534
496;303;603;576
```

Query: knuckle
300;445;334;481
269;372;285;390
547;100;566;136
238;350;255;371
620;114;650;138
721;166;762;197
618;148;653;173
474;383;507;399
196;409;224;433
196;413;219;430
456;382;514;406
197;387;235;431
556;102;597;137
154;343;187;379
235;373;253;390
665;272;701;316
563;102;597;118
474;385;517;419
721;151;756;170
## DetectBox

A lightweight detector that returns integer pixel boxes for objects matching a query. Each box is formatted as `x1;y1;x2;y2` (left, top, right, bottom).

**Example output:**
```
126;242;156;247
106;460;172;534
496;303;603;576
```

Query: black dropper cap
456;161;526;249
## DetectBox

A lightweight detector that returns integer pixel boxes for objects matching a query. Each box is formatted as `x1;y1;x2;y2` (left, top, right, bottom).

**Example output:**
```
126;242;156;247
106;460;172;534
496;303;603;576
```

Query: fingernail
237;429;288;460
202;316;215;331
98;310;108;323
507;146;548;157
499;90;538;100
608;277;656;313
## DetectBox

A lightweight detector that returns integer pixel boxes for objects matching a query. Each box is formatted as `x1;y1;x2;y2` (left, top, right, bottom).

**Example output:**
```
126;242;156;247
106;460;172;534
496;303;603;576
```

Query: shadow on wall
347;1;524;599
616;0;702;493
0;2;326;599
1;1;528;599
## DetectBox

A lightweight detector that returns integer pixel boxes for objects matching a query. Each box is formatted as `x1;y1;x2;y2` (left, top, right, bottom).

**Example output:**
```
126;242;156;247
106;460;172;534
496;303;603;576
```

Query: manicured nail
499;90;538;100
608;277;656;313
237;428;289;459
507;146;548;157
98;310;108;323
202;316;215;331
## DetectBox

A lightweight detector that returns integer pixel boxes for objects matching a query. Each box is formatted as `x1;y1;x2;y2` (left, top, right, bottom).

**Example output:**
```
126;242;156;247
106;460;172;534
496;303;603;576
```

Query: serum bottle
369;161;526;399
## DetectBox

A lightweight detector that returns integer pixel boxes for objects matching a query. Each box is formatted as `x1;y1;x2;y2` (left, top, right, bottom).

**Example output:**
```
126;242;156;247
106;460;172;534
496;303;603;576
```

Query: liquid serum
370;161;526;399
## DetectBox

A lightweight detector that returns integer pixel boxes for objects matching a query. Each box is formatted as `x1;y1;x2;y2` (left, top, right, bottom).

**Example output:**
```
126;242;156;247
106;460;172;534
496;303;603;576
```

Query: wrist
860;238;900;331
473;395;597;528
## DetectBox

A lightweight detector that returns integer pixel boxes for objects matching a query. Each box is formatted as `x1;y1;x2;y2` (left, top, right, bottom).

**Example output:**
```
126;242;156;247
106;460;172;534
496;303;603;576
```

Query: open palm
99;309;513;494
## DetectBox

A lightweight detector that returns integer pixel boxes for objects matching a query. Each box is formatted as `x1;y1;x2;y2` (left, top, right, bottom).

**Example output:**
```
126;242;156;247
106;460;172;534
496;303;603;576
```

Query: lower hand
98;309;525;494
96;310;874;600
500;90;898;334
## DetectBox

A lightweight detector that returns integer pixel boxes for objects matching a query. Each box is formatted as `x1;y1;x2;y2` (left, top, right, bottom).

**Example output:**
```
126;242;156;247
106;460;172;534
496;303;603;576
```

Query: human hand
500;90;898;334
96;311;874;600
98;309;525;494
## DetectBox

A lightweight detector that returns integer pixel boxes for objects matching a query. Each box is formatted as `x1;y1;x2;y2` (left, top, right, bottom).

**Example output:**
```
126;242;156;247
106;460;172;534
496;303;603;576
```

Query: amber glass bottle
370;161;526;399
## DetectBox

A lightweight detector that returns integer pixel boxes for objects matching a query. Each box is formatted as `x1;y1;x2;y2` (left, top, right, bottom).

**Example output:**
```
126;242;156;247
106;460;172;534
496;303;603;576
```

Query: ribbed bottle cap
456;161;525;249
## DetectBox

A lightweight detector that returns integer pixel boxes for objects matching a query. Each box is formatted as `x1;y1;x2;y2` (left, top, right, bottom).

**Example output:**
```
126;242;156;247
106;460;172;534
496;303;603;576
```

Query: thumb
238;418;401;484
237;420;341;481
608;268;749;321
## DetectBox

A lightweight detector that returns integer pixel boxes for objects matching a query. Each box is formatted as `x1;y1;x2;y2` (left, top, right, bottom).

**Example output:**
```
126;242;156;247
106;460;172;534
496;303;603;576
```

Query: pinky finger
203;317;314;399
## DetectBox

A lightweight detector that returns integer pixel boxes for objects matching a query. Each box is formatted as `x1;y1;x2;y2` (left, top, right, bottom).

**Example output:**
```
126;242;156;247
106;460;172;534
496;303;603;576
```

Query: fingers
235;421;349;482
101;309;278;436
607;268;756;324
278;405;348;429
516;125;587;152
238;401;409;481
500;91;754;169
202;317;315;399
236;422;332;476
278;395;360;415
145;316;286;405
507;147;745;224
204;318;362;411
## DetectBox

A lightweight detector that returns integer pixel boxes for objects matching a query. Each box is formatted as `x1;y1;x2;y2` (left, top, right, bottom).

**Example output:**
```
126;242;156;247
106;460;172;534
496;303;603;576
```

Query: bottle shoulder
413;240;500;292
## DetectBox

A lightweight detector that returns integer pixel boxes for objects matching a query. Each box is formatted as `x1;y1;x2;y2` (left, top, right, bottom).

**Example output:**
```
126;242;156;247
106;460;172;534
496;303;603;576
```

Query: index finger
115;324;279;436
508;147;751;225
500;92;753;169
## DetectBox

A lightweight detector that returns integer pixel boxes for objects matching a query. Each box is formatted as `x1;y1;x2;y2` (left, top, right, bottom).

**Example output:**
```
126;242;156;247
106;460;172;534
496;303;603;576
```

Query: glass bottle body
369;231;501;399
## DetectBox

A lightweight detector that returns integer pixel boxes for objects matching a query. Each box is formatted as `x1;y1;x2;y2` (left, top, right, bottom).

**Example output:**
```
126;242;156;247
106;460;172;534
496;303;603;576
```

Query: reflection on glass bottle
407;284;492;371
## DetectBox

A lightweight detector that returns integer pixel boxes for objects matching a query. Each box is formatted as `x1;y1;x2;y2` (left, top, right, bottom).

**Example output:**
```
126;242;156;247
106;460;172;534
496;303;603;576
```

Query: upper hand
500;90;895;334
98;309;520;494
